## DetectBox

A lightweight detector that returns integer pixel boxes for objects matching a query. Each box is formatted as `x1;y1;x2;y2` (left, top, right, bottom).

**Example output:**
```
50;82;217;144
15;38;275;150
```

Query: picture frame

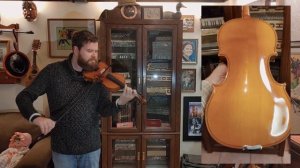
181;69;196;92
182;39;198;64
47;19;96;58
0;40;10;69
183;96;203;141
142;6;163;20
182;15;195;32
291;41;300;114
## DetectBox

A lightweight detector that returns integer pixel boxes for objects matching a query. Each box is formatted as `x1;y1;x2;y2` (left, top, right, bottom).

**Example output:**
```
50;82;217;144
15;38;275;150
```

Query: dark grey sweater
16;54;119;154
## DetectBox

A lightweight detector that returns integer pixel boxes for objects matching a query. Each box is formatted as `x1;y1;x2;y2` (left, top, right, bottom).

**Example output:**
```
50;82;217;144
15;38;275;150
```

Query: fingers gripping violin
83;62;146;104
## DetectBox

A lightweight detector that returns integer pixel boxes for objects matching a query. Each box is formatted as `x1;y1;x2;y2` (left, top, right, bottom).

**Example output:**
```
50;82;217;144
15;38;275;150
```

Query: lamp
22;1;37;22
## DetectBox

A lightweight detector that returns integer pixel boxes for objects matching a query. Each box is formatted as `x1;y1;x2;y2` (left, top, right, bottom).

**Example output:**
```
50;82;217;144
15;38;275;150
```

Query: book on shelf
147;62;172;71
155;36;172;41
201;17;224;29
114;139;135;143
152;41;172;60
112;53;136;59
116;121;134;128
147;150;167;156
114;143;136;150
146;75;172;82
111;32;135;40
146;87;171;95
146;156;168;161
201;17;224;56
114;155;136;161
250;6;284;21
146;119;162;127
111;40;136;47
114;150;136;156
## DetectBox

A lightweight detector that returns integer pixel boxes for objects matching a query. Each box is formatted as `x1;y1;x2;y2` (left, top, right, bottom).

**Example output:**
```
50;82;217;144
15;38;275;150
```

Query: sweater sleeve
15;65;51;120
96;85;120;117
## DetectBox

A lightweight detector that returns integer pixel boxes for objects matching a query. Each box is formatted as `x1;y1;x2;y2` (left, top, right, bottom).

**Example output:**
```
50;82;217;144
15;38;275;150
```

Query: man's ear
73;46;79;54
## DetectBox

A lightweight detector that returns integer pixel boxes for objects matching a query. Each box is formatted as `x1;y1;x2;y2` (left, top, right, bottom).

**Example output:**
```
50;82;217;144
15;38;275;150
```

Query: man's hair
71;30;98;50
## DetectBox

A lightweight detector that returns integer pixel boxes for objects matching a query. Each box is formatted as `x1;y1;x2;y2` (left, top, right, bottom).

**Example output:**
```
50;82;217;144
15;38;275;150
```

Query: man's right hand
33;117;56;135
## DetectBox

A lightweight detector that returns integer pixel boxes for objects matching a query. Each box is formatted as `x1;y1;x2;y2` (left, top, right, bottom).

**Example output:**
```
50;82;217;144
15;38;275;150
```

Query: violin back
205;10;291;149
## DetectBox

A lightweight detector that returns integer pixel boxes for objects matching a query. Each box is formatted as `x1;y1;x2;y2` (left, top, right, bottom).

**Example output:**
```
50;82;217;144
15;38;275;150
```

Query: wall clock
120;5;138;20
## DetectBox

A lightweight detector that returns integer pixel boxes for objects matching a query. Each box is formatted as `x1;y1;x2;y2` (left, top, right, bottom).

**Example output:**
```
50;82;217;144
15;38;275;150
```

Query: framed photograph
182;39;198;64
142;6;163;20
181;69;196;92
47;19;96;58
291;41;300;114
182;15;194;32
0;40;10;69
183;96;203;141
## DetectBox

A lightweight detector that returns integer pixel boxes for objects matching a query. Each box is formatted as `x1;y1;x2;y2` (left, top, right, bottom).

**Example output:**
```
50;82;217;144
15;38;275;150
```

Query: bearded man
16;30;136;168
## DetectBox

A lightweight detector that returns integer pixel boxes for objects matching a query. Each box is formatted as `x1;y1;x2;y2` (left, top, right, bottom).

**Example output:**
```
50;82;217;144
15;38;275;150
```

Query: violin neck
106;74;125;88
106;73;147;104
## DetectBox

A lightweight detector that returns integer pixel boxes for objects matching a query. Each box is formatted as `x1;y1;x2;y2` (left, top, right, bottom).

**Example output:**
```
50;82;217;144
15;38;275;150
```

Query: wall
0;0;299;156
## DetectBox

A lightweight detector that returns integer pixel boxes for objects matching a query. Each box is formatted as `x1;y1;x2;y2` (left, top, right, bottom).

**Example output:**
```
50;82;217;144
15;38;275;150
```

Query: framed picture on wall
181;69;196;92
0;40;10;69
142;6;163;20
182;39;198;64
182;15;194;32
183;96;203;141
47;19;96;58
291;41;300;114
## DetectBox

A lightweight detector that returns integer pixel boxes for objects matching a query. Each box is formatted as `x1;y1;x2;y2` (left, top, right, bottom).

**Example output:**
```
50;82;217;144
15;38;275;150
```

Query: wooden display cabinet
106;135;177;168
201;6;291;156
99;5;182;168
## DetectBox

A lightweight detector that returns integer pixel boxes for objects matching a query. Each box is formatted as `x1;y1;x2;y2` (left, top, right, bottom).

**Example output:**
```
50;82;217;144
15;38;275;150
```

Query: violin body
83;62;146;104
205;13;291;149
83;62;126;92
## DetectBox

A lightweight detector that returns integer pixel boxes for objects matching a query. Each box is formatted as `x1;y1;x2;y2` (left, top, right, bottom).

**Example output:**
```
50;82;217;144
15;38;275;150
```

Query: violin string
99;64;112;78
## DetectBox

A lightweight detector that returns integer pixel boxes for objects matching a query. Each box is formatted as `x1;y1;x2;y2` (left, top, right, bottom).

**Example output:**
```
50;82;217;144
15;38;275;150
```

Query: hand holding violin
117;85;137;105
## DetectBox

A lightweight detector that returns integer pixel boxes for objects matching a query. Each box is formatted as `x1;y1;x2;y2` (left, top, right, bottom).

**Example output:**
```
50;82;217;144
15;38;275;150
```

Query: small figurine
163;2;186;19
0;132;32;168
175;2;186;19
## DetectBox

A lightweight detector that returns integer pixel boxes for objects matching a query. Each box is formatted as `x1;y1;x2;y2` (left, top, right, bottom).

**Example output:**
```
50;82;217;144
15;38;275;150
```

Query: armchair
0;112;52;168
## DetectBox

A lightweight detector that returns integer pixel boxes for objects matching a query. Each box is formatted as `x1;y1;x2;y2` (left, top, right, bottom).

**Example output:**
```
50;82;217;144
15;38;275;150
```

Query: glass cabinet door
109;136;141;168
143;25;177;131
142;135;174;168
108;25;142;131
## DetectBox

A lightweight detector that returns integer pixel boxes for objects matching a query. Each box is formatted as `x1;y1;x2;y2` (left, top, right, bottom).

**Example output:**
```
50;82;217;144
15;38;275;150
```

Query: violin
205;6;291;150
83;62;146;104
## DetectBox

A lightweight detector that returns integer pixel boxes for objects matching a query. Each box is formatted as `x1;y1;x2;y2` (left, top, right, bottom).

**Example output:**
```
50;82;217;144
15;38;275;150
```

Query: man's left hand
117;85;137;105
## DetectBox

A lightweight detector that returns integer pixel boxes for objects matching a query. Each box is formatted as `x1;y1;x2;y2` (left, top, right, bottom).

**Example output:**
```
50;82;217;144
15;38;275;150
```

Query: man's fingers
40;119;56;135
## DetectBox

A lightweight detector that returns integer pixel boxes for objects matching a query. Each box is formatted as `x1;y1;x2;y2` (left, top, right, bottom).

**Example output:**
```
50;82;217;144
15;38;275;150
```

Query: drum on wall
3;51;30;78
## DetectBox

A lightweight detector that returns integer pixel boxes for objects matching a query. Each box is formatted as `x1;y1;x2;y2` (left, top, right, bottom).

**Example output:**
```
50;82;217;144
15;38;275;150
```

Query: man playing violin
15;30;136;168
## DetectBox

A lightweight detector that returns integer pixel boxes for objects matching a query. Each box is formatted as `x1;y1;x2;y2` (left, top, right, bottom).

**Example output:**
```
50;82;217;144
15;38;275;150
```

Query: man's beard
77;54;99;71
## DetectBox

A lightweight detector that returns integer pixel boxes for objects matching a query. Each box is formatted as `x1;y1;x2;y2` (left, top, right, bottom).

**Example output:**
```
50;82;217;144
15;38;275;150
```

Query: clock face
121;5;138;20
